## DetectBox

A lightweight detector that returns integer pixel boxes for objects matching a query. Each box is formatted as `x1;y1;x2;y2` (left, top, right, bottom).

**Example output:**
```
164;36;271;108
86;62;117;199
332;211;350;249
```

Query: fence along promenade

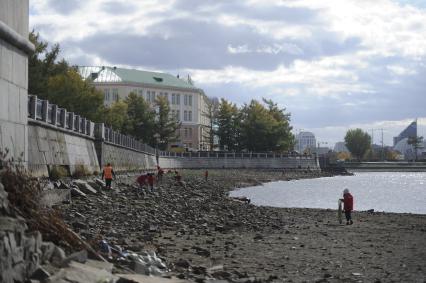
27;94;156;155
27;94;317;171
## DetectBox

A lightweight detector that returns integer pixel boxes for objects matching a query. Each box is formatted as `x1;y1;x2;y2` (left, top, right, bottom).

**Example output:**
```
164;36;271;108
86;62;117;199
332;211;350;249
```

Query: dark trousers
105;178;112;188
345;211;352;221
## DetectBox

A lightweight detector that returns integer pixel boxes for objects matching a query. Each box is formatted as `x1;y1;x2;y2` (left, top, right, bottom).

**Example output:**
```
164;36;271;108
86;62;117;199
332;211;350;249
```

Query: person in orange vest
101;163;116;189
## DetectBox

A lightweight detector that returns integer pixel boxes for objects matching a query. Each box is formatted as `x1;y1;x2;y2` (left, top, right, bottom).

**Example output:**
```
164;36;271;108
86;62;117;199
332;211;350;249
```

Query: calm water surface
230;172;426;214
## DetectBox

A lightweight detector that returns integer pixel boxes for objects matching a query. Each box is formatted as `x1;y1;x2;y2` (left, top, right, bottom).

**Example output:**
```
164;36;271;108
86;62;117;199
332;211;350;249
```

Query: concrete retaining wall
97;142;157;172
0;0;34;165
28;122;99;177
159;156;318;169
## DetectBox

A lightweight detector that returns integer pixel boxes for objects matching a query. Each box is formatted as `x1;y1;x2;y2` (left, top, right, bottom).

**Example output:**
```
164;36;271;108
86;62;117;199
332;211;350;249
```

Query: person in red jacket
147;173;155;192
136;173;147;196
340;188;354;225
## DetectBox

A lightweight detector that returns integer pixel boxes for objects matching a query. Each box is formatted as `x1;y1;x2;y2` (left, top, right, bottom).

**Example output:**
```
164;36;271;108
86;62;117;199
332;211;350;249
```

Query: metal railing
159;151;314;159
28;95;158;154
95;124;156;154
28;95;94;137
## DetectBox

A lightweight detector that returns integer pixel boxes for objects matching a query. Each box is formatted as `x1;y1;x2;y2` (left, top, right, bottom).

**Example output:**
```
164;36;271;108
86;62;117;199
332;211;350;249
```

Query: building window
189;128;192;137
112;89;119;102
151;91;156;102
164;92;168;101
184;94;188;105
188;95;192;106
184;110;188;121
172;93;176;104
176;110;180;120
138;89;143;96
133;88;138;94
184;128;188;138
104;89;110;101
176;94;180;105
188;111;192;121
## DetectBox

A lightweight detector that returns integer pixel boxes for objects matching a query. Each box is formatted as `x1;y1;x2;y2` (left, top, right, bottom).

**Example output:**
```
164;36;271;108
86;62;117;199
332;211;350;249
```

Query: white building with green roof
78;66;211;151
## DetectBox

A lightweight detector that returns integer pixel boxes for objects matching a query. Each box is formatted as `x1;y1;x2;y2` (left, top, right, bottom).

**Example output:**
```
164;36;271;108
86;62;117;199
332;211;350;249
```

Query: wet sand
61;169;426;282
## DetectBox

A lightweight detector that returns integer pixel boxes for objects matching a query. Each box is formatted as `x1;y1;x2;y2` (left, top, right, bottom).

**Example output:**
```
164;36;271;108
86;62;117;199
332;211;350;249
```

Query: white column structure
0;0;34;165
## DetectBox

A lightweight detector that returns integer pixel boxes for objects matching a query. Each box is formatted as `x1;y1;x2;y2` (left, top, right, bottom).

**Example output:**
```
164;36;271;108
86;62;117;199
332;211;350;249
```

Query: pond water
230;172;426;214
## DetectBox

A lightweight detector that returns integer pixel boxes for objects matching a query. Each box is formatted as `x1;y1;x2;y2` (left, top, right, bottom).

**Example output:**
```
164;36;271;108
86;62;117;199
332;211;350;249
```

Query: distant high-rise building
296;131;316;152
334;142;349;152
393;120;417;146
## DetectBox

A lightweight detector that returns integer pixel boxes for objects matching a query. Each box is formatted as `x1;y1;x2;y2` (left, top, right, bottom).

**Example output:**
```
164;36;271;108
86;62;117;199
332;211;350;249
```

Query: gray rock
175;258;190;269
73;180;97;195
51;246;66;267
30;266;50;281
41;242;56;263
95;178;106;188
70;186;87;198
72;221;88;230
61;250;88;267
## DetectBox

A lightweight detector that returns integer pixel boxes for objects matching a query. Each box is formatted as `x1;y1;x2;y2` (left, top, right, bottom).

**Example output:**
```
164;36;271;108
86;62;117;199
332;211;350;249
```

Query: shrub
49;166;69;180
72;164;90;178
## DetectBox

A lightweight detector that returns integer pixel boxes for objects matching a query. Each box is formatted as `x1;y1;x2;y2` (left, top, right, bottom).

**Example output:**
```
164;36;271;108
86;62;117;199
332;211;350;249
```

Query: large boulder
73;180;97;195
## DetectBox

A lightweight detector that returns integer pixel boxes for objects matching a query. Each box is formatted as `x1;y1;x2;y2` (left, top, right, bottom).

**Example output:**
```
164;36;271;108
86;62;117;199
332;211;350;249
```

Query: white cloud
227;43;303;55
387;65;417;75
189;54;371;97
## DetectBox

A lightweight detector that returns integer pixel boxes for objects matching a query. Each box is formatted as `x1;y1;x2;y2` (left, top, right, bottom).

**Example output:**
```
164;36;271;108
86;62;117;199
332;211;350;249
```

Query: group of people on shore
101;163;209;196
101;164;354;225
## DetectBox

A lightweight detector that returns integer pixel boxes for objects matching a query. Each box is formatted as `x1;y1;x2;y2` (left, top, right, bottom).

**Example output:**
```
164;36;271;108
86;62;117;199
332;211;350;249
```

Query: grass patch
49;165;69;180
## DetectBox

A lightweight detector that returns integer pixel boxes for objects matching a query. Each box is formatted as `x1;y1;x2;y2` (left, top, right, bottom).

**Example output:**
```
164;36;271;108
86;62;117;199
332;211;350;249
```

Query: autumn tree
202;96;219;150
344;129;371;161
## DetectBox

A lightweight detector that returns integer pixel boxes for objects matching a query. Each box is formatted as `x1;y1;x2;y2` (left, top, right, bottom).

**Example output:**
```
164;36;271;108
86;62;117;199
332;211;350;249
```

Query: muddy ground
60;169;426;282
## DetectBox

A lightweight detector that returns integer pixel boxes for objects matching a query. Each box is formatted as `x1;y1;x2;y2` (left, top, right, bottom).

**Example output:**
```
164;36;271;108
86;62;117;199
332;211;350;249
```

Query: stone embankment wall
27;96;158;176
159;153;318;169
344;161;426;172
0;0;34;165
27;122;99;177
96;142;157;172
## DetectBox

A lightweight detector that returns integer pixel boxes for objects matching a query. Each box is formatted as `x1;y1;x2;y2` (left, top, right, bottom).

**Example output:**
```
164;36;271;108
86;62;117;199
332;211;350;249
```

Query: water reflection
230;172;426;214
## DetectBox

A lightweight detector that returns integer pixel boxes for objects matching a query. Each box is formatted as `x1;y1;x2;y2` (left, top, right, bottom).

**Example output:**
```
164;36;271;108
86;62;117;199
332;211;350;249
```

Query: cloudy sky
29;0;426;147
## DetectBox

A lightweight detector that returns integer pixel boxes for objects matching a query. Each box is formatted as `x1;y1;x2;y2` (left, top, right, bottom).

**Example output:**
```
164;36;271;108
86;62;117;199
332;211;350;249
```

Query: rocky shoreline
57;169;426;282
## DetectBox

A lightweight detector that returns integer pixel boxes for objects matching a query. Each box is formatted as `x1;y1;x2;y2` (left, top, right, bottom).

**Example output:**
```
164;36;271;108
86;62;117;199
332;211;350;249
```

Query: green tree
28;30;68;98
154;95;180;150
263;98;295;151
46;69;104;121
29;30;104;121
344;128;371;161
407;136;424;161
216;99;240;151
239;99;294;152
98;101;129;132
125;93;156;144
240;100;276;152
